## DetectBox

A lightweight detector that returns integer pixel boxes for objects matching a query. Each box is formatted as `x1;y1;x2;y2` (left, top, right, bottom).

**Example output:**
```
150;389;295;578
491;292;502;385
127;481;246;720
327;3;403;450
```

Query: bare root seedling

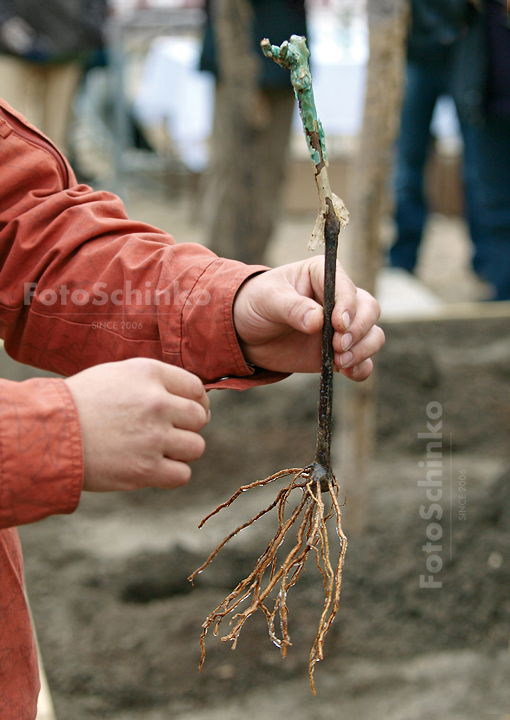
188;35;349;693
188;465;347;692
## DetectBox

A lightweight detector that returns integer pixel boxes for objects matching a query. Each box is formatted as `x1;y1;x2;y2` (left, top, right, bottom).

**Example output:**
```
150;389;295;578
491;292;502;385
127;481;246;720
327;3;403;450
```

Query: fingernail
303;308;314;330
340;351;353;367
352;364;359;375
341;333;352;351
342;311;351;330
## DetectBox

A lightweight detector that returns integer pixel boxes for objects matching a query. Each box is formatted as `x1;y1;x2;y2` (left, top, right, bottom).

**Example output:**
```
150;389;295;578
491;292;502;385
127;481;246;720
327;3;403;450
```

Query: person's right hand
65;358;210;493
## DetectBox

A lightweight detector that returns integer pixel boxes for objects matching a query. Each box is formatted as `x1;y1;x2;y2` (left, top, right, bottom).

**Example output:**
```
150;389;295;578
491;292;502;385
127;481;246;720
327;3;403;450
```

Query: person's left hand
233;256;384;381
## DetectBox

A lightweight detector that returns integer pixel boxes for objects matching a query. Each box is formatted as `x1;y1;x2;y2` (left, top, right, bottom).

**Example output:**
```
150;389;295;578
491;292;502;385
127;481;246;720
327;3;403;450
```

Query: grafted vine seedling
188;35;348;694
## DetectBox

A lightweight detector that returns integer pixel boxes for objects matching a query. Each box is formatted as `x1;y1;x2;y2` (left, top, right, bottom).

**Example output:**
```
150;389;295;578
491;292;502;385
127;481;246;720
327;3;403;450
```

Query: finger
332;262;358;331
165;394;210;432
158;363;209;413
119;451;196;492
163;428;206;464
156;458;193;489
307;258;357;334
335;325;385;371
338;358;374;382
333;288;381;354
263;260;324;334
279;258;356;336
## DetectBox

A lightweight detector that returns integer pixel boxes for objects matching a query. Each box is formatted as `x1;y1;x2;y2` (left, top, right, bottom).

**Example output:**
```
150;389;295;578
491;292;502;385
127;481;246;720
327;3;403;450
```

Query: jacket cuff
179;260;272;383
0;378;83;528
204;368;290;391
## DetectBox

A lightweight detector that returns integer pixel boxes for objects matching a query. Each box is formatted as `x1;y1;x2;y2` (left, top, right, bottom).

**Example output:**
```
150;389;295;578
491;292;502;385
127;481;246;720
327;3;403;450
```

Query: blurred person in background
0;0;108;157
389;0;481;280
199;0;307;266
456;0;510;300
390;0;510;301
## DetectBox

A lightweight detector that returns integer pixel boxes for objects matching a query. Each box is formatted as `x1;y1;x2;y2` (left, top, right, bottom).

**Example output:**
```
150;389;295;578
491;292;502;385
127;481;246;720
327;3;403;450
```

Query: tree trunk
202;0;295;265
335;0;409;534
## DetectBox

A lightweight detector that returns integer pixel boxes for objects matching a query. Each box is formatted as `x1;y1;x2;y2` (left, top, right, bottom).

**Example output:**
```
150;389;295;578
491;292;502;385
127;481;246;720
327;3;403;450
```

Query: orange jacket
0;98;280;718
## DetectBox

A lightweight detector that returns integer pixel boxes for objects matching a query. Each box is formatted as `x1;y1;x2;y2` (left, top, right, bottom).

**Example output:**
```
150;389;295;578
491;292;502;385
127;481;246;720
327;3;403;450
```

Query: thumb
280;290;323;335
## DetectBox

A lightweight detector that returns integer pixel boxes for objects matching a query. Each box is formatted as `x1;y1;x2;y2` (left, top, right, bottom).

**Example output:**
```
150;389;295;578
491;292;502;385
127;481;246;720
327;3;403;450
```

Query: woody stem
313;199;340;485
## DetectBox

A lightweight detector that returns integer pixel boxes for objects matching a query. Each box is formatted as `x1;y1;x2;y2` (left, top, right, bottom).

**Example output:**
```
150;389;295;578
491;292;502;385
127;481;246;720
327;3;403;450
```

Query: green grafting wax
261;35;327;168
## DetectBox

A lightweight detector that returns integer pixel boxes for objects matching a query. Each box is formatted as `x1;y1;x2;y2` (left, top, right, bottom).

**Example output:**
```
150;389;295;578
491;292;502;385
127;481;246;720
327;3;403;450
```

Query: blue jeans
390;61;480;273
469;114;510;301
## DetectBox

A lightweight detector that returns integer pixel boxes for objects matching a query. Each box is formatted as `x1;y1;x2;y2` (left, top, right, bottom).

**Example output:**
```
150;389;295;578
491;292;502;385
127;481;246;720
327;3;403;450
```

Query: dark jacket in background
406;0;469;68
485;0;510;116
200;0;307;88
0;0;107;62
451;0;510;123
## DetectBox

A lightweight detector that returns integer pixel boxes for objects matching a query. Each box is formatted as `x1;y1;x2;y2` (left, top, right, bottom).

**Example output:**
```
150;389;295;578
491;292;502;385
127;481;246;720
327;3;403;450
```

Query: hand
65;358;210;492
233;256;384;381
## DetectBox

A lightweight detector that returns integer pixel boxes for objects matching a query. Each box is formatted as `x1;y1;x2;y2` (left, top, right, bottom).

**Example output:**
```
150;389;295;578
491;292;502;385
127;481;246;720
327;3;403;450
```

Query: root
188;462;347;694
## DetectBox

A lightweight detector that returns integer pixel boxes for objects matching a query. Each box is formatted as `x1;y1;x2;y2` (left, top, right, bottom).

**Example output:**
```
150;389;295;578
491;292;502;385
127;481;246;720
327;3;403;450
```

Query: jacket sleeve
0;99;287;528
0;377;83;528
0;100;285;389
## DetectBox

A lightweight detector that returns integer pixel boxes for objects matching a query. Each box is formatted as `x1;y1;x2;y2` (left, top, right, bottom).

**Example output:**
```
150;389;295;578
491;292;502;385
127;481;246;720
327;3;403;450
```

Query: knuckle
354;359;372;380
336;266;356;293
125;356;159;376
370;291;382;314
177;369;206;403
351;314;376;345
283;295;302;322
196;434;206;456
349;323;366;348
184;398;208;429
131;453;160;485
187;432;206;459
146;392;169;418
171;464;192;487
355;324;384;357
188;375;207;403
171;430;206;462
364;289;382;320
